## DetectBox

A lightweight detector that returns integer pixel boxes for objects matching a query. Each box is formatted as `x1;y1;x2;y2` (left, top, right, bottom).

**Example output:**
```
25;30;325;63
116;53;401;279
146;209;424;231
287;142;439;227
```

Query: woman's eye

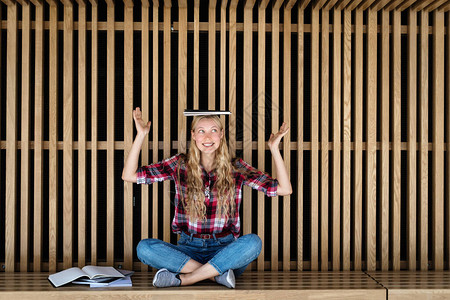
212;129;217;133
198;130;204;133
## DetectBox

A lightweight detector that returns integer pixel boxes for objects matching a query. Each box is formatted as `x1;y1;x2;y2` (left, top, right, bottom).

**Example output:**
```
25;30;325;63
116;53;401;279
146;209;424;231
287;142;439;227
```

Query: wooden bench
0;271;385;299
1;271;449;299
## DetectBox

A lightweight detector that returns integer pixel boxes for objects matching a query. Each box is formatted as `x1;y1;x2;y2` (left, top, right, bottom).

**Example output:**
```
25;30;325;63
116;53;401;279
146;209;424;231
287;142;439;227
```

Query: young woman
122;107;292;288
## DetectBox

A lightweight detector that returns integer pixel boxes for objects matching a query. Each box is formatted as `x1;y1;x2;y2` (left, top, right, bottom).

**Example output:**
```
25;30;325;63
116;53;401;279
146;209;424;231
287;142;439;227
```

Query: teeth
203;143;214;147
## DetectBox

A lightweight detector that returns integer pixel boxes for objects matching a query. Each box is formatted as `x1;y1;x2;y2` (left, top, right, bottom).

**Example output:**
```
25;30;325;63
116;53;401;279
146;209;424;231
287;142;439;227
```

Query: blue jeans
136;232;262;277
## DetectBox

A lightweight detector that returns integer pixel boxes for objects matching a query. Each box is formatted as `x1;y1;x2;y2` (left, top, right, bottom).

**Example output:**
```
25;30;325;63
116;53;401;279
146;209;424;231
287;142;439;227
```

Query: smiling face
191;117;224;154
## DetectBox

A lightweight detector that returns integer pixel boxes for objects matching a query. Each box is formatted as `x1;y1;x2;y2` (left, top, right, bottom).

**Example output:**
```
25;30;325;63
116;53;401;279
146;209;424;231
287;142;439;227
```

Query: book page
81;266;124;279
48;267;88;287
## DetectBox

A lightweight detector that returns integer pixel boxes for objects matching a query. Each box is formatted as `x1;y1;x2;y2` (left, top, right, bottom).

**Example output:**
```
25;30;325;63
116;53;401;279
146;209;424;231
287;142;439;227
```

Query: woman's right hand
133;107;151;135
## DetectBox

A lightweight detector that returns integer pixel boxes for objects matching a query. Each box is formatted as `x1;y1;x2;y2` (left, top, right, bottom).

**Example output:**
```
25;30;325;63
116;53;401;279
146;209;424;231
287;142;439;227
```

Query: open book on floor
48;266;125;287
73;269;134;287
89;274;133;288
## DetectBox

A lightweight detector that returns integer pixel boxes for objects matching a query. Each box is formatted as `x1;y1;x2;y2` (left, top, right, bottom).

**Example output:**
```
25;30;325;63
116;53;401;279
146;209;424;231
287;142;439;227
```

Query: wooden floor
0;271;448;299
368;271;450;300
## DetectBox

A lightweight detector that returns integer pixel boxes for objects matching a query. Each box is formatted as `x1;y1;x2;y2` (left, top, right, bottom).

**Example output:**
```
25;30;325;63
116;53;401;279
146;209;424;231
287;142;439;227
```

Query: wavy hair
177;116;236;222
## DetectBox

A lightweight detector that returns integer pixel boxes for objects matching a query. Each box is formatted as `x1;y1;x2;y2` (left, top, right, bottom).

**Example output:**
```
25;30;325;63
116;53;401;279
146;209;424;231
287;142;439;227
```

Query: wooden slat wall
90;0;98;266
33;0;44;272
162;0;171;244
432;9;445;271
407;8;417;271
297;3;304;272
123;0;134;271
310;6;319;272
342;8;351;271
320;7;329;272
62;0;74;270
5;0;18;274
140;0;149;272
419;10;429;272
2;0;450;273
77;0;87;269
354;8;363;271
48;0;58;274
380;7;389;272
332;7;341;272
392;8;402;271
20;0;31;273
106;0;115;266
257;0;268;272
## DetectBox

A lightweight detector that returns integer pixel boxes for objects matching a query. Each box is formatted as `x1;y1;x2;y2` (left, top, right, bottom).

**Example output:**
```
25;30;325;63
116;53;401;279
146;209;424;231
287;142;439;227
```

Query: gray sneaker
152;268;181;288
215;269;235;288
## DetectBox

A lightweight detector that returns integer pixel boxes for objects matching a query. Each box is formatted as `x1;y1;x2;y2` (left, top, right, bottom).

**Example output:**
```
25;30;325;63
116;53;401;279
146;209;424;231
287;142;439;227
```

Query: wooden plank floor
367;271;450;300
0;271;386;299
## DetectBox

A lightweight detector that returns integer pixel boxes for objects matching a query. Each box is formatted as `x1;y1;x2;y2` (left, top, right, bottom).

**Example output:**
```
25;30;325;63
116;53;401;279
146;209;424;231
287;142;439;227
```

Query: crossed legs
178;259;219;286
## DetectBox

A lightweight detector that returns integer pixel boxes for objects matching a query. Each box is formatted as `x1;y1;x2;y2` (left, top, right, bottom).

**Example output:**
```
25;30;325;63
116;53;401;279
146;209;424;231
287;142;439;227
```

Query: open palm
133;107;151;134
268;122;290;151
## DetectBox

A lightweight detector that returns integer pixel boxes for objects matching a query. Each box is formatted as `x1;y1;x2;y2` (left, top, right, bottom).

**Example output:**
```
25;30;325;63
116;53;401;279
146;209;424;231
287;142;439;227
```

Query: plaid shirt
136;154;278;238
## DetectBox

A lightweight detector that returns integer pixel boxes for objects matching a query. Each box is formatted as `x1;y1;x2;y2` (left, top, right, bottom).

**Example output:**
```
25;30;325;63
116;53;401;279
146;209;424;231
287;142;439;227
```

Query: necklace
204;175;212;199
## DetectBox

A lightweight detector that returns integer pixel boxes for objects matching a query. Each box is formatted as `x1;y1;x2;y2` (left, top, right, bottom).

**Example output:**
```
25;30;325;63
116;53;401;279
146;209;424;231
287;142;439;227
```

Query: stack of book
48;266;134;288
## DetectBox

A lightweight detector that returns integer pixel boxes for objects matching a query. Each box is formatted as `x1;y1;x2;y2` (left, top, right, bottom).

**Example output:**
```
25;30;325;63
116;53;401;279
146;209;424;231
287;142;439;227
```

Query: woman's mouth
203;143;214;147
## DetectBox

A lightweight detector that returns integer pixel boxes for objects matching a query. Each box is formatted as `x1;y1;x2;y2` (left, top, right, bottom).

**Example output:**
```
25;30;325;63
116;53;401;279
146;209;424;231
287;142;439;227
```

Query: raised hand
268;122;290;152
133;107;151;135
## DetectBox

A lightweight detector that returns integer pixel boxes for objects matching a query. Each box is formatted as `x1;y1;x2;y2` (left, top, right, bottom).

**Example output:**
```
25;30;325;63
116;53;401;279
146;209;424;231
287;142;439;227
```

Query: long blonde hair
178;116;236;222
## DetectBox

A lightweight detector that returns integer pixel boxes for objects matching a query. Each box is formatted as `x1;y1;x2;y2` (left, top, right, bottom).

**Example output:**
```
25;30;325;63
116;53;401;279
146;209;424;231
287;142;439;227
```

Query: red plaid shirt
136;154;278;238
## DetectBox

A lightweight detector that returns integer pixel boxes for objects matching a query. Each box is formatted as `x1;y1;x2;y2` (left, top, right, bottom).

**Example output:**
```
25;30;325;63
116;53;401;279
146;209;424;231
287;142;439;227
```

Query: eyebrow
196;126;219;130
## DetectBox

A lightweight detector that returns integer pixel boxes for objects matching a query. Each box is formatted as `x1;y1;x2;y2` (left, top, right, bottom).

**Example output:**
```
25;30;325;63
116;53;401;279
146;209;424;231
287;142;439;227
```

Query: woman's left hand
268;122;290;151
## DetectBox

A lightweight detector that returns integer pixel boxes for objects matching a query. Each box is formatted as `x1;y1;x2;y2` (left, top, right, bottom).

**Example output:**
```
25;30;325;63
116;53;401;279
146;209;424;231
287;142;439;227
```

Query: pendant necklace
204;175;211;199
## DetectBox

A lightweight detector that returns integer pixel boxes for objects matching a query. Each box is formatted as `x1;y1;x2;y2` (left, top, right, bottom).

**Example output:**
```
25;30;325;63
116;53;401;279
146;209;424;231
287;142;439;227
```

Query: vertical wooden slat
152;0;159;240
392;9;401;271
297;5;304;271
220;0;227;113
271;0;282;271
33;0;44;272
320;8;329;271
141;0;149;272
353;8;363;271
178;1;187;154
446;10;450;271
106;0;115;266
283;1;293;271
311;7;319;271
5;0;18;273
77;0;87;269
320;10;330;271
366;7;377;271
432;9;444;271
48;0;58;273
257;0;267;271
20;0;31;272
332;8;341;271
380;7;390;271
208;0;216;108
407;8;417;271
342;8;351;271
243;1;254;237
229;0;238;157
124;1;134;271
63;0;74;270
90;0;98;266
194;0;199;109
419;10;428;272
163;0;171;243
0;4;2;232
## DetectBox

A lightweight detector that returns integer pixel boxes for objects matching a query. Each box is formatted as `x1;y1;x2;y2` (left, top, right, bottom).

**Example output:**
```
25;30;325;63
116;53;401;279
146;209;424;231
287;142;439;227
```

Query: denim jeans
136;232;262;277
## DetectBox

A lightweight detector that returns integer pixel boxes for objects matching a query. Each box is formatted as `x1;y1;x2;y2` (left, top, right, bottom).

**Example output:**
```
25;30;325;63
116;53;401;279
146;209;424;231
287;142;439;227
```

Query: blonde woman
122;107;292;288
